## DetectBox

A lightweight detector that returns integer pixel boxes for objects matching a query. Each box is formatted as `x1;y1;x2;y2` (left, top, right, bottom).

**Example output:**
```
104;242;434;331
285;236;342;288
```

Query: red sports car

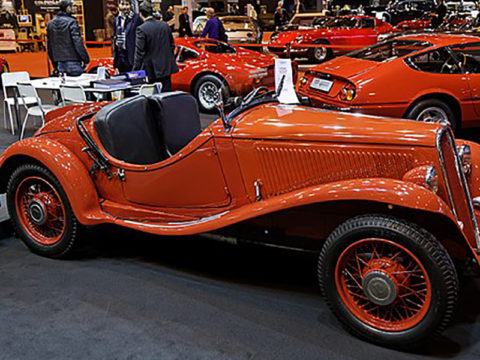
87;38;276;112
268;16;395;63
297;34;480;131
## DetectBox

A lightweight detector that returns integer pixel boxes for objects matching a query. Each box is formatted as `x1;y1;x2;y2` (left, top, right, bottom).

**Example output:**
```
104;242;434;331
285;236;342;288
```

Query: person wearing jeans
47;0;90;76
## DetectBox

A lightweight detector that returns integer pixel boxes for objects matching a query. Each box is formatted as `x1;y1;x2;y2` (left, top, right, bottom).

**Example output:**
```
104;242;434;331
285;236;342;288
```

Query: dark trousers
150;75;172;92
57;61;84;76
115;54;133;74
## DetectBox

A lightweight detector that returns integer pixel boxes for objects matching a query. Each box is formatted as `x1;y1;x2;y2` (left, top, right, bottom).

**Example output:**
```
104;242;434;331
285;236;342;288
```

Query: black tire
193;74;229;113
318;214;458;348
405;98;458;132
308;40;332;64
7;164;79;259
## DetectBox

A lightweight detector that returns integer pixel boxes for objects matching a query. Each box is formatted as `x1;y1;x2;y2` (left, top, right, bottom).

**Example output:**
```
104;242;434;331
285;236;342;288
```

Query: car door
352;18;378;47
450;42;480;118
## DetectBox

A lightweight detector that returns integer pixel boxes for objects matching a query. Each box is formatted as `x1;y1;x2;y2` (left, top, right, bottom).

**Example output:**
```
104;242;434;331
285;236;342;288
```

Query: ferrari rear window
347;39;431;62
321;17;357;29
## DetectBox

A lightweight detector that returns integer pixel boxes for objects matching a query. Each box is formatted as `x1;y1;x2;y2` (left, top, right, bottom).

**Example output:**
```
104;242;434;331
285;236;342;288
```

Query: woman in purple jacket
201;8;227;42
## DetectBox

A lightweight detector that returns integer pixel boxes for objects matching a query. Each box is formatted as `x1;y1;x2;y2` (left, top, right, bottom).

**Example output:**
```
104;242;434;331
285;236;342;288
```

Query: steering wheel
440;56;462;74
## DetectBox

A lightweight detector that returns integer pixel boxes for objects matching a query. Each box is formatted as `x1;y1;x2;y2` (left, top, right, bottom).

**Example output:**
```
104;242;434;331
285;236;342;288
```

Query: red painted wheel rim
335;238;432;332
15;176;66;245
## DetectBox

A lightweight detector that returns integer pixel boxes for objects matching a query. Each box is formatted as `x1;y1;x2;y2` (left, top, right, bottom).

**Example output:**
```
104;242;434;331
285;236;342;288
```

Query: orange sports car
87;37;277;112
297;34;480;132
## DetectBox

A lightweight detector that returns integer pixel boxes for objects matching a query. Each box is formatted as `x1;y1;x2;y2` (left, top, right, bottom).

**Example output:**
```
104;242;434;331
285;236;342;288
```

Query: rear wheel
194;74;229;113
308;41;332;64
7;164;79;258
318;215;458;347
405;99;458;132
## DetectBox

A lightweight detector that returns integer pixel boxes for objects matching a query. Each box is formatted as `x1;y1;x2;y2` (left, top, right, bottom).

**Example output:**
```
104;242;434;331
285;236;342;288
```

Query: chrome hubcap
28;199;48;226
416;107;450;126
314;47;327;61
199;81;220;110
362;271;397;306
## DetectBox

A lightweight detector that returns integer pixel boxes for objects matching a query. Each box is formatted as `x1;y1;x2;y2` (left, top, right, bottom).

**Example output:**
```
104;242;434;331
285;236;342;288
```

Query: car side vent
255;144;414;199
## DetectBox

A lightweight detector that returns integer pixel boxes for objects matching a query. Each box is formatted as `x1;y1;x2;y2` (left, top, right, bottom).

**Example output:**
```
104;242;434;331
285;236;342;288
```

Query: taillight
339;83;356;101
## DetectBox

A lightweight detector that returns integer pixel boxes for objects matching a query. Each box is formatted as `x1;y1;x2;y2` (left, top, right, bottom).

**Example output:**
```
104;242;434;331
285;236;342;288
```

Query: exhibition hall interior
5;0;480;358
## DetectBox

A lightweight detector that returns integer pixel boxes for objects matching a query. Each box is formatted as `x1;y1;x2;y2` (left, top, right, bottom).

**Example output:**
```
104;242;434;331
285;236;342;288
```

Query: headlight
294;35;304;43
457;144;472;176
339;84;356;101
403;165;439;193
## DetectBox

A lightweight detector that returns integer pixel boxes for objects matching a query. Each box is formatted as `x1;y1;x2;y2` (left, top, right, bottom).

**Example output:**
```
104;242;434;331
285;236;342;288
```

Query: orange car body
297;34;480;128
1;100;480;265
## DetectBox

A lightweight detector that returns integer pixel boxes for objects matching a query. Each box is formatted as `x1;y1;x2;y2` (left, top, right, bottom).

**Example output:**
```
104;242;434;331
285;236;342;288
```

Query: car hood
270;28;345;44
312;56;383;80
231;103;439;147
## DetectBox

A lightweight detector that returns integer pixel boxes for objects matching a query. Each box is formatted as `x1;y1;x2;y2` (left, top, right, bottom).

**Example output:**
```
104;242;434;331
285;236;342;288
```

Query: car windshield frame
346;39;432;62
192;40;237;54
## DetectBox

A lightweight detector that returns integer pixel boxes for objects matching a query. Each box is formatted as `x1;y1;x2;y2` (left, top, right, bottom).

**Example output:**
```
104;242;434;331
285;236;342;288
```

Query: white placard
97;67;107;80
275;58;299;105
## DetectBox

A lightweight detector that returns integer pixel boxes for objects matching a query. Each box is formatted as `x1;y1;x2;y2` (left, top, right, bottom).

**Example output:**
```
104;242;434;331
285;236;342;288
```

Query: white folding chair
139;82;163;96
17;82;59;140
59;84;88;105
1;71;37;135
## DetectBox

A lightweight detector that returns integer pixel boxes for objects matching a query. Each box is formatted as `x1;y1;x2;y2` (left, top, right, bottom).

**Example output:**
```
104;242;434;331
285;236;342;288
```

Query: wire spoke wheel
335;238;432;332
15;176;66;246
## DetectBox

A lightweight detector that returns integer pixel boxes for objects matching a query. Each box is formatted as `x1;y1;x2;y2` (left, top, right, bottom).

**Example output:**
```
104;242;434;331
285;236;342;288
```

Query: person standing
133;2;178;90
105;6;118;39
163;6;175;32
201;8;227;42
113;0;143;73
431;0;447;27
178;6;192;37
274;6;288;29
47;0;89;76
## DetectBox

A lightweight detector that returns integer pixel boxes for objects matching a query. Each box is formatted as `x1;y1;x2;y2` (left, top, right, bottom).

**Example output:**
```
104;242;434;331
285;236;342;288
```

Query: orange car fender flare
0;138;108;225
407;89;461;112
115;178;461;237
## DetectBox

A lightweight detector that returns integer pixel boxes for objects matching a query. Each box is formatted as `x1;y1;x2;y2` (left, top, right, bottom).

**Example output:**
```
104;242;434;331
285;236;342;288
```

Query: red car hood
311;56;382;80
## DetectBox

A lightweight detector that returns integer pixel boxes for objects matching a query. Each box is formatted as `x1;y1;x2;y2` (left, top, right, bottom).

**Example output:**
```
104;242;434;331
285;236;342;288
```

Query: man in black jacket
114;0;143;73
47;0;89;76
133;2;178;90
178;6;192;37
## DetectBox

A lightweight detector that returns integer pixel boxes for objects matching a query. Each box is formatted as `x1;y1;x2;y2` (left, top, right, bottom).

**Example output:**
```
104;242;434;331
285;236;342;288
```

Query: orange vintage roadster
0;89;479;347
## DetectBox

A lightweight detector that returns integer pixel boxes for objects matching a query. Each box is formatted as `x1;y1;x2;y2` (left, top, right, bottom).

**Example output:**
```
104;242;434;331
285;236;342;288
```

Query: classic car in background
1;87;479;347
374;0;435;24
268;16;395;63
192;15;261;43
277;12;329;31
87;38;277;112
297;34;480;132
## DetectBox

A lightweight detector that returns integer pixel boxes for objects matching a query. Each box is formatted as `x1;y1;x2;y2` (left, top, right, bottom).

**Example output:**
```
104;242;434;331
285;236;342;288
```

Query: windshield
320;17;358;29
313;16;330;26
291;16;316;25
222;18;255;31
347;39;431;61
193;40;236;54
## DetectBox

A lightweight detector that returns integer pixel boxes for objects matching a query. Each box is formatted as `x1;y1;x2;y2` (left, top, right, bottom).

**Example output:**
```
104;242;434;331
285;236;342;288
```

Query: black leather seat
94;92;202;165
149;91;202;156
94;96;167;165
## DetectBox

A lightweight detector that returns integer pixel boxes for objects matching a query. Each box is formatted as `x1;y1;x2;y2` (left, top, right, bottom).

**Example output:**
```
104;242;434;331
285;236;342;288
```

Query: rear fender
0;137;108;225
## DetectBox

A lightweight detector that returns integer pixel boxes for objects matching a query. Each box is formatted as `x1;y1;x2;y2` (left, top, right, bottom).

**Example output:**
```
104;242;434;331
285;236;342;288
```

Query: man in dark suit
178;6;192;37
133;2;178;90
113;0;143;73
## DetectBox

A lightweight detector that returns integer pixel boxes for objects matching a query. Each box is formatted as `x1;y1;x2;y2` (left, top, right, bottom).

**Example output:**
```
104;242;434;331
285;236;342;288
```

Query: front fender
0;137;109;225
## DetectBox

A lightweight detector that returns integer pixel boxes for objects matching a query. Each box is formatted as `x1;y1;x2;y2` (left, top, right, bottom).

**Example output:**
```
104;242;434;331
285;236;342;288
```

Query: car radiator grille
255;144;414;198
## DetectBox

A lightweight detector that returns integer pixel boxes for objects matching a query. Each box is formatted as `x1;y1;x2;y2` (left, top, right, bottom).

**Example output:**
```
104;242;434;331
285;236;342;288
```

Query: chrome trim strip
436;126;458;220
436;126;480;249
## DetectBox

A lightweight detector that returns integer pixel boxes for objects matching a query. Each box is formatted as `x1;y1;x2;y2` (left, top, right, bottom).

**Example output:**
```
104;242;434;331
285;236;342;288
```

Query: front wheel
318;215;458;347
194;74;229;113
7;164;79;258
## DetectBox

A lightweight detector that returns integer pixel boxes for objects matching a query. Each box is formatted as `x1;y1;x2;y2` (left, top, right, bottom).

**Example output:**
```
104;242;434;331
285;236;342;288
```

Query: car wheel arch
405;92;462;127
0;139;105;226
